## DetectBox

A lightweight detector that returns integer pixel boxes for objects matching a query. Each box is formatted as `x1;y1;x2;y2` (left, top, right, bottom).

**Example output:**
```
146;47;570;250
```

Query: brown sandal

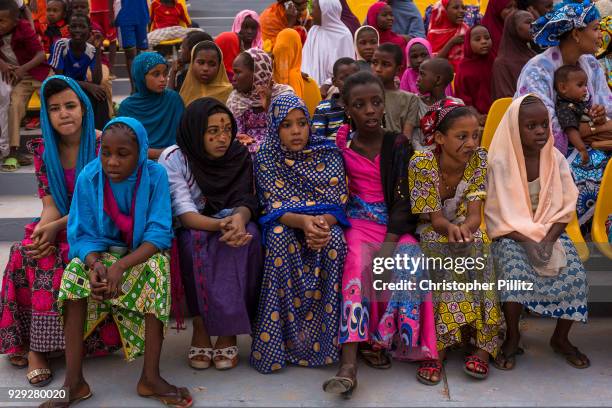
138;386;193;408
8;353;28;368
551;344;590;369
322;363;358;399
38;384;92;408
359;348;391;369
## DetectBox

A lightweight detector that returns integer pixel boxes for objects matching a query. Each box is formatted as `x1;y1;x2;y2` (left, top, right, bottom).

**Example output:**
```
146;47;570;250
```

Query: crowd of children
0;0;611;406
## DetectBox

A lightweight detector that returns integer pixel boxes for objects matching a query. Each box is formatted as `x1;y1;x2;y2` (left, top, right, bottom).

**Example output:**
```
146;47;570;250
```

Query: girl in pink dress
323;71;438;398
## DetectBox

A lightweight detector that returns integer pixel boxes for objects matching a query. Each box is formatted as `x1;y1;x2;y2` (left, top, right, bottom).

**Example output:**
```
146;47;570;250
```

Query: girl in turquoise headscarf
51;117;192;408
0;76;100;387
118;52;185;160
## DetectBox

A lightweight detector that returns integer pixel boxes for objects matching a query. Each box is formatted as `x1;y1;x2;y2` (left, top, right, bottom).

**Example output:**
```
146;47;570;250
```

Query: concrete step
0;315;609;406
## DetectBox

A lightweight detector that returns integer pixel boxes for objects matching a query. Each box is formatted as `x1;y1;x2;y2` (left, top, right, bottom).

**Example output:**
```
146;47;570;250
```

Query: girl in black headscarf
159;97;262;371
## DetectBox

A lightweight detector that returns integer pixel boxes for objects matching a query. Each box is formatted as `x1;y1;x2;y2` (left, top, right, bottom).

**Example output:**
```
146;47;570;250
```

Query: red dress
0;139;120;356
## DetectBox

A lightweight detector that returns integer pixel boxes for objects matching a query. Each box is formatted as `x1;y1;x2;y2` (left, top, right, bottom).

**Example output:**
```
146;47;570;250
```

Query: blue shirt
312;94;347;142
115;0;149;26
48;39;96;82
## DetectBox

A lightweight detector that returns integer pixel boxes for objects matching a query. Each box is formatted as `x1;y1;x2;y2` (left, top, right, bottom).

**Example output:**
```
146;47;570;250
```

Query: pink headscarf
232;9;263;49
399;38;453;96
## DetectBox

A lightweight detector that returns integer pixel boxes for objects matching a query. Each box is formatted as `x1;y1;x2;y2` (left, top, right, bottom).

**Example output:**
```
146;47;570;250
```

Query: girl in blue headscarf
51;118;192;408
0;76;99;387
118;52;185;160
250;93;349;374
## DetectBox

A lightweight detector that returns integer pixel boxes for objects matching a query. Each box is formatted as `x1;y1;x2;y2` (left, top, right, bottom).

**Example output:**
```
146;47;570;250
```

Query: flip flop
1;156;20;172
38;390;92;407
322;376;358;399
551;344;590;369
138;386;193;408
359;348;391;369
493;347;524;371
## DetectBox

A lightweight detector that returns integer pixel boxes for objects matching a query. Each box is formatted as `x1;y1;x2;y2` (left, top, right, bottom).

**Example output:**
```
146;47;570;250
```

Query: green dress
59;251;171;361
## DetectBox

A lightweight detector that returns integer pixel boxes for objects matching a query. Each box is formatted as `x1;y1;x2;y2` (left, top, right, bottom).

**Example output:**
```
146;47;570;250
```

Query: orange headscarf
272;28;305;98
485;95;578;243
260;1;308;49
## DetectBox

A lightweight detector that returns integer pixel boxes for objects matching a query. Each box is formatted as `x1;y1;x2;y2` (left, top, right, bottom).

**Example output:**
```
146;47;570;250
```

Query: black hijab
176;97;258;217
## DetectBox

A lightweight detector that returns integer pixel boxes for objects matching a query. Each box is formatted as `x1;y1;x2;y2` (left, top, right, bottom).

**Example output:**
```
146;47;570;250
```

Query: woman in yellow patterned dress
408;99;502;381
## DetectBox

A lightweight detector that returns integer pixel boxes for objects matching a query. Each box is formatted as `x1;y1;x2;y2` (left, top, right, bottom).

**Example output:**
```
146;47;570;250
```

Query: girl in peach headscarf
272;28;321;115
486;94;589;371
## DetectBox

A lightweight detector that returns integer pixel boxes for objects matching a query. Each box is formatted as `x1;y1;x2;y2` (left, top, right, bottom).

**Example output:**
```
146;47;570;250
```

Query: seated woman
48;118;192;407
159;98;262;371
323;72;438;397
0;76;99;387
180;40;234;107
118;52;185;160
250;94;350;374
409;100;502;382
227;48;294;155
486;95;589;371
515;0;611;226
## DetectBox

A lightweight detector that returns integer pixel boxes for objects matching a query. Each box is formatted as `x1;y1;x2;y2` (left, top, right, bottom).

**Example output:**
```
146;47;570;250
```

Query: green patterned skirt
58;252;171;362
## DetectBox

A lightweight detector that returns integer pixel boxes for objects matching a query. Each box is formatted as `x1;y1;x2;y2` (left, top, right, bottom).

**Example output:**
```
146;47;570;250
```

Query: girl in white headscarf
301;0;355;85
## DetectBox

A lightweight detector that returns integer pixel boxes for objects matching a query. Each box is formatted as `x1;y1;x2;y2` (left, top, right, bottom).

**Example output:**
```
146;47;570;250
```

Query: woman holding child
515;0;612;226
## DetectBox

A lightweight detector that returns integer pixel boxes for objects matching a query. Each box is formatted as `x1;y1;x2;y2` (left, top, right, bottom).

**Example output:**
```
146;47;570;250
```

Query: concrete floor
0;316;610;407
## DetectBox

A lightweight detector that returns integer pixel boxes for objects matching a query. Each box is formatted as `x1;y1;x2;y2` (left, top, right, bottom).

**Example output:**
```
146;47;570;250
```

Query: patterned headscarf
254;94;349;238
419;98;466;146
532;0;601;47
597;15;611;57
226;48;294;118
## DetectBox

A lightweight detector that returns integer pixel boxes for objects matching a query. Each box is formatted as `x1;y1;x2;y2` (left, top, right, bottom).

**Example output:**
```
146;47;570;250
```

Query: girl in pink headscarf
232;9;263;49
400;38;453;96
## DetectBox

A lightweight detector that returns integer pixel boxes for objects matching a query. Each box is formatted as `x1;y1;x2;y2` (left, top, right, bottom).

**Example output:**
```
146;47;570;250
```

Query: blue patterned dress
250;94;350;373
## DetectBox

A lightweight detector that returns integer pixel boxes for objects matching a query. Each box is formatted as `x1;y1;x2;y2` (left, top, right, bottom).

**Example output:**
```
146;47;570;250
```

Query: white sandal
188;346;213;370
213;346;239;370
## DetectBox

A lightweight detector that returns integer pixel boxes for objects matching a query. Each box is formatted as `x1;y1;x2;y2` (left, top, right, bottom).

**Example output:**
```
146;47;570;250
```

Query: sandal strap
188;347;213;358
27;368;51;380
465;356;489;373
213;346;238;359
419;360;442;370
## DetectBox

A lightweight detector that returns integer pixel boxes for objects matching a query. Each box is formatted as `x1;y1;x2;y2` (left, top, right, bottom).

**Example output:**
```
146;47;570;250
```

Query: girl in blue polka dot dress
250;93;350;374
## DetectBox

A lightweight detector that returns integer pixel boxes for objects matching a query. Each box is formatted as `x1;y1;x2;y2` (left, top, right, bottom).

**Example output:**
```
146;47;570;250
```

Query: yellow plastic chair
566;211;590;262
481;97;512;150
27;90;41;111
592;160;612;259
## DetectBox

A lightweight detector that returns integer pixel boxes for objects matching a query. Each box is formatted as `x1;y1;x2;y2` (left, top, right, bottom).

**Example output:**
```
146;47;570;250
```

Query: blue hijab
255;94;349;240
532;0;601;47
117;52;185;149
40;75;97;216
68;117;173;261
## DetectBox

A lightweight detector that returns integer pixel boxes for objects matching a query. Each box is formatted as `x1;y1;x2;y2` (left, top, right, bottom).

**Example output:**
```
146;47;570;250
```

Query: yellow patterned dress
408;147;502;356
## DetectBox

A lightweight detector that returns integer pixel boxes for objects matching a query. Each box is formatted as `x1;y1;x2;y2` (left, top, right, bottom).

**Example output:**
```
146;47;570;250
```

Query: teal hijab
68;117;173;260
40;75;97;216
118;52;185;149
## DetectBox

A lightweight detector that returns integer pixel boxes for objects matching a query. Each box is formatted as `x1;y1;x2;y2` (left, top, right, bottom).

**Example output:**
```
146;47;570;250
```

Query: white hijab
301;0;355;85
